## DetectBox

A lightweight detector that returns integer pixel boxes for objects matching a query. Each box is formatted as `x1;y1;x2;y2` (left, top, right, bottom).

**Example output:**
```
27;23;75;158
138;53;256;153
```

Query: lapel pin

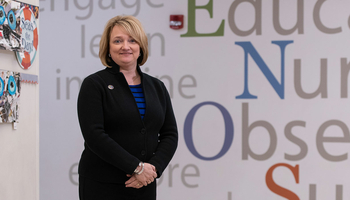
108;85;114;90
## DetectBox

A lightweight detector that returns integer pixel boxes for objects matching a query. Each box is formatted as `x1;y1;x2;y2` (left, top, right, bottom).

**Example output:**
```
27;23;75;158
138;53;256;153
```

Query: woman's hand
124;174;144;189
125;163;157;188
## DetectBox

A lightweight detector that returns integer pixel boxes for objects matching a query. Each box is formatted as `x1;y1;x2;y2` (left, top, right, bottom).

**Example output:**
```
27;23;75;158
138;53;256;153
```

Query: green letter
181;0;224;37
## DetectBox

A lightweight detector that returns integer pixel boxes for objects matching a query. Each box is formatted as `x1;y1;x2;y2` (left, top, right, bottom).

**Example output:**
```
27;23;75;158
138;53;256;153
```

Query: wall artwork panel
0;0;22;51
0;69;20;123
0;0;39;57
15;6;38;69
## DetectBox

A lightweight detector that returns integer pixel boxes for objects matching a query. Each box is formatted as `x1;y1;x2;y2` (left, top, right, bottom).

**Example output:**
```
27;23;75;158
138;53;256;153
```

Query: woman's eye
114;40;121;43
129;39;136;43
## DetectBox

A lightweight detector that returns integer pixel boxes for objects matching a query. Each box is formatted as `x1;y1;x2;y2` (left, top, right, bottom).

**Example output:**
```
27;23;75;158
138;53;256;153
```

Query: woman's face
109;25;140;68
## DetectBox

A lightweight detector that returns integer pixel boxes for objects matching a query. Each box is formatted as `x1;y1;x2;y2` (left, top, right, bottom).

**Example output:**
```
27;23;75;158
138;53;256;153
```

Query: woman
77;15;178;200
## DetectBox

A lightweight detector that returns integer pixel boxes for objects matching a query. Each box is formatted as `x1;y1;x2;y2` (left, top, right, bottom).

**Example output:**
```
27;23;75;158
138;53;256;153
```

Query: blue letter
184;102;234;161
235;40;293;99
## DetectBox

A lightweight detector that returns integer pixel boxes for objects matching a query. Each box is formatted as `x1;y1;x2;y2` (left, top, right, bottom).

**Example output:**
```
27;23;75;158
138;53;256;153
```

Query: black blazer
77;62;178;183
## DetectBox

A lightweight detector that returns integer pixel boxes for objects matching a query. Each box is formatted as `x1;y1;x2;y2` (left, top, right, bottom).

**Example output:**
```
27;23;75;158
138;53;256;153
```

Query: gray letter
228;0;262;36
56;69;61;100
66;77;82;100
168;164;179;187
340;58;350;98
147;33;165;56
309;184;343;200
74;0;93;20
69;163;79;185
178;75;197;99
316;120;350;161
273;0;304;35
336;185;343;200
90;35;101;58
294;59;328;99
65;0;69;10
242;103;277;160
98;0;115;10
181;164;199;188
284;121;307;161
81;25;85;58
146;0;163;7
121;0;140;16
51;0;55;11
309;184;316;200
313;0;342;34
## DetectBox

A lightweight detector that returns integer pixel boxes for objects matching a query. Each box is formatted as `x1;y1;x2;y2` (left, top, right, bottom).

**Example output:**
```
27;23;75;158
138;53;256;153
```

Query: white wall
39;0;350;199
0;0;39;200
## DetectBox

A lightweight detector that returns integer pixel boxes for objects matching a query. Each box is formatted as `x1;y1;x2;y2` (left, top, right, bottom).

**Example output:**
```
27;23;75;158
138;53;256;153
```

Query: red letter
266;163;300;200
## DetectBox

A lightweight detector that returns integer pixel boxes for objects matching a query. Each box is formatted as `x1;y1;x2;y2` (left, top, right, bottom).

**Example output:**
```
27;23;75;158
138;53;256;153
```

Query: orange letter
266;163;300;200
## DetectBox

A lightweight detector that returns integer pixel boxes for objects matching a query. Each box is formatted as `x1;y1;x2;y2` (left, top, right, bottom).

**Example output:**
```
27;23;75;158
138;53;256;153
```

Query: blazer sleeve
77;76;140;175
148;83;178;177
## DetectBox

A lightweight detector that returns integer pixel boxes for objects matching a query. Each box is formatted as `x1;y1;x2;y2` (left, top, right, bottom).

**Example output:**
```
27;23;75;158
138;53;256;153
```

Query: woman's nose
121;41;130;50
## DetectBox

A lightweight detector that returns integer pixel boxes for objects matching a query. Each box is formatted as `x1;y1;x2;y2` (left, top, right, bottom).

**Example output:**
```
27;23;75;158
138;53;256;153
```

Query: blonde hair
99;15;148;67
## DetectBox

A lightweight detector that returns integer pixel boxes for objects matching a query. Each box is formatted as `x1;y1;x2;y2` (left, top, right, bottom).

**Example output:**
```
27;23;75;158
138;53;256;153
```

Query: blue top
129;84;145;119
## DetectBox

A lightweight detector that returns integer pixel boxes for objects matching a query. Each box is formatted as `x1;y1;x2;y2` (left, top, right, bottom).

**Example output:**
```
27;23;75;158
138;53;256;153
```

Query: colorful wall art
15;6;38;69
0;69;20;123
0;0;22;51
0;1;39;70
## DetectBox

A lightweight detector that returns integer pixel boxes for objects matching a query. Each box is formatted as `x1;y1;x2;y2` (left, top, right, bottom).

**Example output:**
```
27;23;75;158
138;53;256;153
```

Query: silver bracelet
136;162;145;175
134;162;142;173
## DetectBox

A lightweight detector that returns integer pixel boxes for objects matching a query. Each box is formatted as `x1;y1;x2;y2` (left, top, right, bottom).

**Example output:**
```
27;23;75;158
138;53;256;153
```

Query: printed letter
181;0;225;37
266;163;300;200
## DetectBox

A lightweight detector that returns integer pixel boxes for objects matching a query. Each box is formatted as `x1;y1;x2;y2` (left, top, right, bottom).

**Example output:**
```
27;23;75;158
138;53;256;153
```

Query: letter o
184;101;234;160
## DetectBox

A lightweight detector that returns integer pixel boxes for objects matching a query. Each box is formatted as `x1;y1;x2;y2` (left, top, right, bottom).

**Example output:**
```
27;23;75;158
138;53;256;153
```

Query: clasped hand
125;163;157;189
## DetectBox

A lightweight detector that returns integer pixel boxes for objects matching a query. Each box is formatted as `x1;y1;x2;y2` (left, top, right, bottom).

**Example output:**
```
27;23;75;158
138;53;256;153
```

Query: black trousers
79;176;156;200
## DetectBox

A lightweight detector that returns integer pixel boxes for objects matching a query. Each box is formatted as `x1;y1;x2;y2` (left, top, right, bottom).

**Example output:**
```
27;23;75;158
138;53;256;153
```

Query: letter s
266;163;300;200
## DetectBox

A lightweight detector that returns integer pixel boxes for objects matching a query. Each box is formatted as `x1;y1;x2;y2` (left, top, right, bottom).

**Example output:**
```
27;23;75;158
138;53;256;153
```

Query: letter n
235;41;293;99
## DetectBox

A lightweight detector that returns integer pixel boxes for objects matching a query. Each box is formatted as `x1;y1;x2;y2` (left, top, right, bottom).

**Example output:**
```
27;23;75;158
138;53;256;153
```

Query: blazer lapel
105;67;144;124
